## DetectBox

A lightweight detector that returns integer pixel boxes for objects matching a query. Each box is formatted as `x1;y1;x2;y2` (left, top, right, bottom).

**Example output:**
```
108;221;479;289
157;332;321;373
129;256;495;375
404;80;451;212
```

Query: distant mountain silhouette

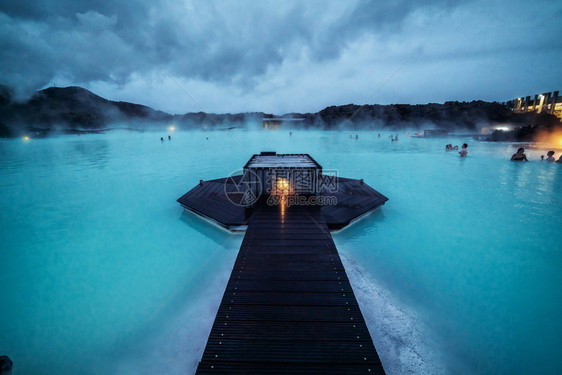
0;84;559;138
315;101;559;130
0;85;270;137
0;86;170;132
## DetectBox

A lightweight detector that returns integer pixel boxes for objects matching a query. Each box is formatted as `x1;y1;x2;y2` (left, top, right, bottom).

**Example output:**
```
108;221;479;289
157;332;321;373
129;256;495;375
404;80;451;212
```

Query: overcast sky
1;0;561;114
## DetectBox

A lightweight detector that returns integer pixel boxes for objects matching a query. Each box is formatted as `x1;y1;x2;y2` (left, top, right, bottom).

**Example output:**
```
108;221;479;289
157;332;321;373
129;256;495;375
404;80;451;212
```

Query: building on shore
423;129;449;137
262;117;305;129
480;124;521;135
504;91;562;120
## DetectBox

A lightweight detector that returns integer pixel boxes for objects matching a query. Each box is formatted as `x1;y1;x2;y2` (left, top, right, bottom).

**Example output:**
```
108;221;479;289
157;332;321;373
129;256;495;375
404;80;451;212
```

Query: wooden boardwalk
195;203;385;374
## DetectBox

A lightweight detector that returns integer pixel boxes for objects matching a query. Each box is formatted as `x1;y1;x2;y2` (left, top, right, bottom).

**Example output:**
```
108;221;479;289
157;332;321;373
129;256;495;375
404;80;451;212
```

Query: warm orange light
22;136;30;141
533;128;562;148
275;178;293;196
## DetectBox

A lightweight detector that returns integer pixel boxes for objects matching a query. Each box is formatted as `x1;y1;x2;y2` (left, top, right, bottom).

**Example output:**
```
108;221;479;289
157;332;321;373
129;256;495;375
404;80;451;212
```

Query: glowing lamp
275;178;293;196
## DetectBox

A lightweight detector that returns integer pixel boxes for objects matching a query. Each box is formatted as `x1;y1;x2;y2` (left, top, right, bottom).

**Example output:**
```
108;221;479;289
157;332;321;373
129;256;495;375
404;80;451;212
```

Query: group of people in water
445;143;468;157
512;148;562;163
541;150;562;163
444;143;562;162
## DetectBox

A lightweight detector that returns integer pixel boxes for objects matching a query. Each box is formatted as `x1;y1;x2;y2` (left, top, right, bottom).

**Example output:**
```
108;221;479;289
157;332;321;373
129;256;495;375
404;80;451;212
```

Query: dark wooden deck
319;177;388;230
176;176;251;230
177;176;388;231
195;203;385;374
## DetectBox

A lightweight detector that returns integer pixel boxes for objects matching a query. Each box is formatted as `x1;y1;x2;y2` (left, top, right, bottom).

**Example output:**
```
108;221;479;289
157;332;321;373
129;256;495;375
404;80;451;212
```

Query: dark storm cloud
0;1;457;88
1;0;561;112
1;0;153;94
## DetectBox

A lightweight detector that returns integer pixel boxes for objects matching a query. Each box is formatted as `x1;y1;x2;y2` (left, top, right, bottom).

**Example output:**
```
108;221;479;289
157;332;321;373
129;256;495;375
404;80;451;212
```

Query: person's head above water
462;143;468;148
517;147;525;154
547;150;555;157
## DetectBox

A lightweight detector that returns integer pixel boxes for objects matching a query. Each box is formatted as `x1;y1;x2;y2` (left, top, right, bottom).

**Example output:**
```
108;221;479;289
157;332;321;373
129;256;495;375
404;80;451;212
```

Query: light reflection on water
0;130;561;375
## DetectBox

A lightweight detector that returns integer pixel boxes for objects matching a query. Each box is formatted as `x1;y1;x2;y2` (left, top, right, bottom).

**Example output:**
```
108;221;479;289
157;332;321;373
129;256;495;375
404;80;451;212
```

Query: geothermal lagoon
1;129;561;374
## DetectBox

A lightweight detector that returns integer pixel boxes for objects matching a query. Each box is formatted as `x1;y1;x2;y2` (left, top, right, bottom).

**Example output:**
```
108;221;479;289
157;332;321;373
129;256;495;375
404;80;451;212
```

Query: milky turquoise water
1;129;561;374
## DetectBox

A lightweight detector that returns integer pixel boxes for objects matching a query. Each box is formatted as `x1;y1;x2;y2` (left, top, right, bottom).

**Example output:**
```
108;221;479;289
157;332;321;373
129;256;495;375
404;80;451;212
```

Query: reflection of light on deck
280;195;286;223
275;178;293;223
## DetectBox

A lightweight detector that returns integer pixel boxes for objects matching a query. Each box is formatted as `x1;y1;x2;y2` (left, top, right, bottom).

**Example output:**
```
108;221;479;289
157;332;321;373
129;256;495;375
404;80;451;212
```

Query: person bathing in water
545;151;555;162
459;143;468;157
511;147;529;161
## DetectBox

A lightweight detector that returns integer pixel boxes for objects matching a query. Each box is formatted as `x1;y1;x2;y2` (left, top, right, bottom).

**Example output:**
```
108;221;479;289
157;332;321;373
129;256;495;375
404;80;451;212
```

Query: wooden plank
233;263;345;272
236;246;337;254
209;321;372;341
219;291;357;306
244;239;333;247
233;253;338;262
230;269;348;281
200;339;381;364
196;361;385;375
225;280;354;293
246;228;332;235
215;305;365;323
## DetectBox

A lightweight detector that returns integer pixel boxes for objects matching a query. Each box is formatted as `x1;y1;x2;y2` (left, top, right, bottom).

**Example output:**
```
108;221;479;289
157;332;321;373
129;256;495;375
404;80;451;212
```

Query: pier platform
177;175;388;231
195;203;385;374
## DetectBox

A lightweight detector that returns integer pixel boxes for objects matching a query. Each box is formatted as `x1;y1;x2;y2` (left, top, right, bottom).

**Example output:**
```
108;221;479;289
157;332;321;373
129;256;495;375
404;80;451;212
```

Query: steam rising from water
533;128;562;150
339;249;444;374
112;240;240;375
